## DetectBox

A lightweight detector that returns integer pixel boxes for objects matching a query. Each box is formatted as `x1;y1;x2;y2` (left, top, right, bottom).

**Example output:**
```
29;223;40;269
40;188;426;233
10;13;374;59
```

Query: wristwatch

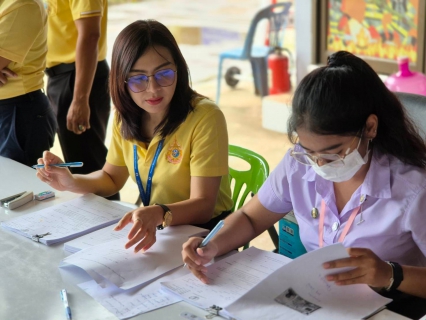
155;203;173;230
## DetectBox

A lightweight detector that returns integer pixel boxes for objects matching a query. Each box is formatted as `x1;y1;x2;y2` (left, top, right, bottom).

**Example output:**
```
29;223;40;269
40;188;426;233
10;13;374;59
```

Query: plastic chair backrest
228;145;269;212
241;2;292;59
394;92;426;139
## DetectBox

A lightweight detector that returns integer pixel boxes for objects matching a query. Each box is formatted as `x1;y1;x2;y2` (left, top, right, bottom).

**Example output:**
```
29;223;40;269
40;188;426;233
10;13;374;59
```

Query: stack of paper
61;225;208;319
0;194;129;245
61;225;208;289
74;250;238;320
77;267;190;320
63;224;132;253
77;250;240;320
161;244;392;320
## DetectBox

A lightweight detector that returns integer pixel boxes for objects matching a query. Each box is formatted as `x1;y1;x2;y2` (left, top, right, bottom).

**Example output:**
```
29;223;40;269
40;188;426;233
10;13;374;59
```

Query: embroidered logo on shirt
166;136;183;164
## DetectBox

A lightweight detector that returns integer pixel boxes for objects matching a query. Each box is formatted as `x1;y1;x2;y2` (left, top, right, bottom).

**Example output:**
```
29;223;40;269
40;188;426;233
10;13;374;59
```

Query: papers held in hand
161;244;392;320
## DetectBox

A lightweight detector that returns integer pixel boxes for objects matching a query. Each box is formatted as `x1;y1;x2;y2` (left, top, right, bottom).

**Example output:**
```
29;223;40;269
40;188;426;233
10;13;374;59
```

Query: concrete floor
51;0;295;251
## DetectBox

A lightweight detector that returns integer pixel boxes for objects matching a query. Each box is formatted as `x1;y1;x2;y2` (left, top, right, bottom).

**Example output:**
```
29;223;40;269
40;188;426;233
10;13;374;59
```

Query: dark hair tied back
327;51;352;67
288;50;426;168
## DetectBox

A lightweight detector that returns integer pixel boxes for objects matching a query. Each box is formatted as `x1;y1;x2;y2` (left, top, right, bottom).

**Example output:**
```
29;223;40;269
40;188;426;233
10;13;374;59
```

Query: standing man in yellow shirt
45;0;118;199
0;0;56;166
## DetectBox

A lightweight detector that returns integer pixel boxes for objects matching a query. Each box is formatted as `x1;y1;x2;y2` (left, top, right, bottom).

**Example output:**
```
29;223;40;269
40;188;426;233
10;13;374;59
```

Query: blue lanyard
133;139;164;206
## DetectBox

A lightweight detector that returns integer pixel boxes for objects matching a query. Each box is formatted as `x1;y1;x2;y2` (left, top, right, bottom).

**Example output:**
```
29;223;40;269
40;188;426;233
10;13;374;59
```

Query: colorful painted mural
327;0;419;62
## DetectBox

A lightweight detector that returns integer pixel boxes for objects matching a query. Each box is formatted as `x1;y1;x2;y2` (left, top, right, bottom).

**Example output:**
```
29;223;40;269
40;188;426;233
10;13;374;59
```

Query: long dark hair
110;20;204;142
288;51;426;168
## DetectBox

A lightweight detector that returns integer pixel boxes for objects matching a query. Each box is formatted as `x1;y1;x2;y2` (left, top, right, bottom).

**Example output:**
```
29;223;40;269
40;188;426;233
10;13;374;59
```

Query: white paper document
78;266;190;320
64;224;132;253
161;246;292;318
61;225;208;290
161;244;392;320
0;194;129;245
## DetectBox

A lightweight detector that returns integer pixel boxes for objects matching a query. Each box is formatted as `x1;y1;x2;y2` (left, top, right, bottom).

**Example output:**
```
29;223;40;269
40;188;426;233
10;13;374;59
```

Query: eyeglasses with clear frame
125;68;177;93
290;132;361;167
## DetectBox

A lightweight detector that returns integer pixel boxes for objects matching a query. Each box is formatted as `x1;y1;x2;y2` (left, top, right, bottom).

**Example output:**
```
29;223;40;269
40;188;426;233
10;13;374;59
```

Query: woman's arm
181;194;286;283
36;151;129;197
114;175;225;252
323;248;426;299
210;194;285;256
73;162;129;196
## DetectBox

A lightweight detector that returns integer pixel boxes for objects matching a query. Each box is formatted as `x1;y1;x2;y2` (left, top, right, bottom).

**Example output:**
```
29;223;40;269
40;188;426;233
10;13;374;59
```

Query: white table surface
0;156;413;320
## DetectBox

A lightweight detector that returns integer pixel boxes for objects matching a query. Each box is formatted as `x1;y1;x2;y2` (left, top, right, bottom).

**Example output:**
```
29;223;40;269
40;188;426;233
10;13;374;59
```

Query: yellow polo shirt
45;0;107;68
107;98;233;218
0;0;46;99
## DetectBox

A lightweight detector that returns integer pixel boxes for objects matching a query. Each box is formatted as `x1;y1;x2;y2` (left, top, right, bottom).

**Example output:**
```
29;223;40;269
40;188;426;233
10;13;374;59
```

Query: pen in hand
184;220;225;268
60;289;72;320
32;162;83;169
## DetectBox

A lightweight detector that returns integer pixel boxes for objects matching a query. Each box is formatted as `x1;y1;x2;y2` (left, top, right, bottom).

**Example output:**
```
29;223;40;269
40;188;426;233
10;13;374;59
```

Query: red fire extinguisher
268;47;291;94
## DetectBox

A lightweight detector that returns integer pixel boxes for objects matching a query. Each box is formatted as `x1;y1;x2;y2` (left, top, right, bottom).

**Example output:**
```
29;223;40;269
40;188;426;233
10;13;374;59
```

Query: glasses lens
127;75;148;93
154;69;176;87
290;151;312;165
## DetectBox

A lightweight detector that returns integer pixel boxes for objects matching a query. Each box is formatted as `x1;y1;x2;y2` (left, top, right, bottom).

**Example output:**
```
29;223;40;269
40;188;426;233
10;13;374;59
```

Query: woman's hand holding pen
114;205;164;253
182;237;219;284
323;247;392;288
35;151;76;191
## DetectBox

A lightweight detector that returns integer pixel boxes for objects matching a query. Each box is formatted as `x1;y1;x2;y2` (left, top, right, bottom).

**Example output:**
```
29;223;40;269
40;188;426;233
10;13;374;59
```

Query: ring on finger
78;124;85;131
134;218;142;223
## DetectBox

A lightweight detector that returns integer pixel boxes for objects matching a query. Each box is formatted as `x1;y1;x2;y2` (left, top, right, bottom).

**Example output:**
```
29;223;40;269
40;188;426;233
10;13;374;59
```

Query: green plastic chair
228;145;279;251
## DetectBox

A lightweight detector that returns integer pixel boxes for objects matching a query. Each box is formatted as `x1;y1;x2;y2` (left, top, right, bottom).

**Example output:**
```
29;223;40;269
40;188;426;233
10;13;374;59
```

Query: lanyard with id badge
133;139;164;206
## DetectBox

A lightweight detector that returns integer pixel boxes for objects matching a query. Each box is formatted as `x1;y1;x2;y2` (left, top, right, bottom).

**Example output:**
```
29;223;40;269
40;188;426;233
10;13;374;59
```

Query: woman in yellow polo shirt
35;20;233;253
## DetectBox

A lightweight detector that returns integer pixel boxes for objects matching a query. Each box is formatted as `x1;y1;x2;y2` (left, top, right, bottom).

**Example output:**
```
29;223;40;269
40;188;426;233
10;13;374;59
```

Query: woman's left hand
114;205;164;253
323;247;392;288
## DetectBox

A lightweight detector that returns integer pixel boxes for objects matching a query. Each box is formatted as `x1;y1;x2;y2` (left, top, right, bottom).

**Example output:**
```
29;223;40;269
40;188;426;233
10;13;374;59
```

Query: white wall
294;0;315;84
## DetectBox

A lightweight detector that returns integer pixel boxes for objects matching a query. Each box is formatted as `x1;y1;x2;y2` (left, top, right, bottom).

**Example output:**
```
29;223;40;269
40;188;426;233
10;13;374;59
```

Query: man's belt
45;63;76;77
45;60;109;78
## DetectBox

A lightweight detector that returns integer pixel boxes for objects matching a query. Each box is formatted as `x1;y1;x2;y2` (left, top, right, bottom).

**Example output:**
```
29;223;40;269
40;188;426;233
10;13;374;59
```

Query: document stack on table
161;244;392;320
1;194;128;245
77;266;190;320
61;225;209;319
63;223;132;253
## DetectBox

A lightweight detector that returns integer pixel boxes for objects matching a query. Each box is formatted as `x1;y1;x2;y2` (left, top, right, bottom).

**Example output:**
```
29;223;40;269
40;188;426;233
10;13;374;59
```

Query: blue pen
199;220;225;248
32;162;83;169
60;289;72;320
184;220;225;267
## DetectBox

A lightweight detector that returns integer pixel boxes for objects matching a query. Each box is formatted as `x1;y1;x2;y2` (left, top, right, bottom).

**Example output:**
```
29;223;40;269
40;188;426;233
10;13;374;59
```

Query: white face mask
309;139;370;183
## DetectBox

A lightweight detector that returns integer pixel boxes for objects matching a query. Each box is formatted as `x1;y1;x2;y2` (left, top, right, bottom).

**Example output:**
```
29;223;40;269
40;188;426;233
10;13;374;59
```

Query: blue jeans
0;89;57;166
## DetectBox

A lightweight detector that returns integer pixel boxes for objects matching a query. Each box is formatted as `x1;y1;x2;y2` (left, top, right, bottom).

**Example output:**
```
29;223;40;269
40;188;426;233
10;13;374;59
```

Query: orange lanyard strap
319;199;360;248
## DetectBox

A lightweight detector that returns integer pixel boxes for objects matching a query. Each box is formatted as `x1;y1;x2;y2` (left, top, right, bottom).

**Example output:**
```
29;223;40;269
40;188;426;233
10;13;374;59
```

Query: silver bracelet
385;261;394;291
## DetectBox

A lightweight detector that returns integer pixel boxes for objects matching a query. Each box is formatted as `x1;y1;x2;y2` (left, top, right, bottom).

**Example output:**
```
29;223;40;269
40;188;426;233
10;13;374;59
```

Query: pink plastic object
384;57;426;96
